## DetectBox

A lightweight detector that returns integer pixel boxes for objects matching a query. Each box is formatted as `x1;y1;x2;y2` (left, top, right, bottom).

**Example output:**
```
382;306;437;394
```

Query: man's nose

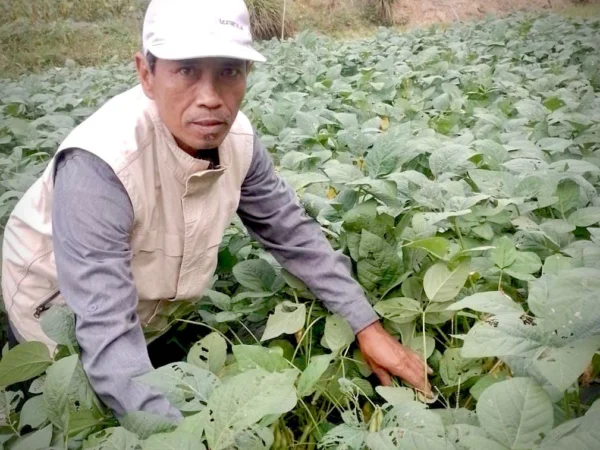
194;76;223;110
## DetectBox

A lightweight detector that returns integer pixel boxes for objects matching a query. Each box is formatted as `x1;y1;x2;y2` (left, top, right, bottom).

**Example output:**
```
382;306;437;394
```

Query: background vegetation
1;0;599;78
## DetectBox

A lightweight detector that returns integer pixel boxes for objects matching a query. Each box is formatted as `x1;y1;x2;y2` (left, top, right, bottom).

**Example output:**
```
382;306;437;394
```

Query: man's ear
135;52;155;100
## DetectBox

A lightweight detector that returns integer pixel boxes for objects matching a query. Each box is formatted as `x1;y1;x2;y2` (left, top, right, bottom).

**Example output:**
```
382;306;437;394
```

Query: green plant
1;12;600;450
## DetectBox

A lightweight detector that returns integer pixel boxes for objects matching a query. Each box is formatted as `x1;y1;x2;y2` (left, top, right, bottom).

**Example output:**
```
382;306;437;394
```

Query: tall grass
0;0;144;24
367;0;397;26
246;0;294;39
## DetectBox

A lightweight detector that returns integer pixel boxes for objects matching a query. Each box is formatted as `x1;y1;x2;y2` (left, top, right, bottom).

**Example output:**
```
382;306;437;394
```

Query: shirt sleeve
237;134;379;334
51;148;182;422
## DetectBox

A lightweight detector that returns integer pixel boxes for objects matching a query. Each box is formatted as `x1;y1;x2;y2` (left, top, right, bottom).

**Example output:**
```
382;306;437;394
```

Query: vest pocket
131;231;184;301
33;289;61;318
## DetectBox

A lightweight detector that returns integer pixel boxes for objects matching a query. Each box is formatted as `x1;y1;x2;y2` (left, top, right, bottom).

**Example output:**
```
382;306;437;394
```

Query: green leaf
507;251;542;274
204;369;298;450
555;179;580;214
142;430;202;450
121;412;177;440
365;135;400;178
367;402;449;449
40;305;77;348
423;260;470;302
447;291;524;315
476;378;554;449
0;389;23;428
406;237;450;259
283;172;329;190
375;386;415;405
9;424;52;450
491;236;517;268
323;162;365;184
528;268;600;340
187;333;228;375
533;335;600;392
439;348;483;387
297;354;333;397
18;395;47;431
83;427;142;450
43;355;104;434
261;301;306;341
374;298;422;324
323;314;355;352
0;342;52;387
334;112;359;128
232;345;290;373
280;151;315;170
460;313;545;359
538;137;573;153
320;424;366;450
540;411;600;450
233;259;278;292
137;362;220;412
357;230;402;293
568;207;600;227
429;144;474;177
542;254;572;275
469;371;510;401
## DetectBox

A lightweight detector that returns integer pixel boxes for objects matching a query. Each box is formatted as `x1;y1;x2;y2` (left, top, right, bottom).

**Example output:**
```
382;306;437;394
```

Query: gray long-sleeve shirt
51;133;378;421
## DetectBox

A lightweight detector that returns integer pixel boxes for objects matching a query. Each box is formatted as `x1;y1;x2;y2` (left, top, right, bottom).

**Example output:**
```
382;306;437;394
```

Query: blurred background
1;0;599;79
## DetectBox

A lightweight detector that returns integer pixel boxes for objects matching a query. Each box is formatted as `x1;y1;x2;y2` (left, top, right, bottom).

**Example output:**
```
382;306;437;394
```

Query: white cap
142;0;266;62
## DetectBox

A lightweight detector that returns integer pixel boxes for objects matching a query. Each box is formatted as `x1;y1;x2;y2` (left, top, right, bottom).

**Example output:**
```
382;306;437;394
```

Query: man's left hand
357;321;433;397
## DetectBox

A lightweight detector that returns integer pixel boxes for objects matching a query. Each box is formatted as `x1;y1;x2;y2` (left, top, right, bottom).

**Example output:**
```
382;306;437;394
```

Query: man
1;0;431;422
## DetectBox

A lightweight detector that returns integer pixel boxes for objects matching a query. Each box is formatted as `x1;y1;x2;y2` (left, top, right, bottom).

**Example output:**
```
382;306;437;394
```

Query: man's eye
222;68;240;78
178;67;194;77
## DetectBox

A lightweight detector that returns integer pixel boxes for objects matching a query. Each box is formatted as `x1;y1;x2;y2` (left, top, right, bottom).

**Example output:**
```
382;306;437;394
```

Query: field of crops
1;12;600;450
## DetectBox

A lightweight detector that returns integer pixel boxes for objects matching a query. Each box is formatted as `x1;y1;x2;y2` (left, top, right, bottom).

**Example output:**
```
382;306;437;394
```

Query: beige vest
1;85;254;349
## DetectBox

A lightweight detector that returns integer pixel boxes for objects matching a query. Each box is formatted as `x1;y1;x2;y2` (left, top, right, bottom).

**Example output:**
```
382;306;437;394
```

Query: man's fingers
372;365;393;387
387;352;433;396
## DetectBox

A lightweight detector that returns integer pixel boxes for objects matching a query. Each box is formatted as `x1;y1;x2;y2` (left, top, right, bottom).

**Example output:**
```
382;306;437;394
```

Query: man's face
136;55;249;153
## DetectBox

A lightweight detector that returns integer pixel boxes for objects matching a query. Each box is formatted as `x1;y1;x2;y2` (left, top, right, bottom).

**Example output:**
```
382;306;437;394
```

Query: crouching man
1;0;431;422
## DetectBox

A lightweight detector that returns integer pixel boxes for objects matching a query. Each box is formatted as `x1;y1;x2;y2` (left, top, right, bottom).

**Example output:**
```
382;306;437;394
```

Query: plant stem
434;325;452;345
564;392;572;419
422;312;428;394
299;397;322;438
292;315;324;362
453;217;465;249
237;320;260;345
281;0;287;40
176;319;235;346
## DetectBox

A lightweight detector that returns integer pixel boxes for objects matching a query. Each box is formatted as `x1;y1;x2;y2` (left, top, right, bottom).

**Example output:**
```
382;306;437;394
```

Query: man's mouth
191;119;226;135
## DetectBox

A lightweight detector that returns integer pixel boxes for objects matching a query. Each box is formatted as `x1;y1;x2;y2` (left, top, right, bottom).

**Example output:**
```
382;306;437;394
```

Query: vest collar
146;98;232;185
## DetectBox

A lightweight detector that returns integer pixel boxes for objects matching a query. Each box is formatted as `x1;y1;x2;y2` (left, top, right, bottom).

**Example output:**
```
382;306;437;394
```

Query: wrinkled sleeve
52;148;182;422
237;135;378;333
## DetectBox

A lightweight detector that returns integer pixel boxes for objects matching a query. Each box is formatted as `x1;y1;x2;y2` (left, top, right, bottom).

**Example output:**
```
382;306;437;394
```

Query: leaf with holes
187;333;228;375
137;362;220;412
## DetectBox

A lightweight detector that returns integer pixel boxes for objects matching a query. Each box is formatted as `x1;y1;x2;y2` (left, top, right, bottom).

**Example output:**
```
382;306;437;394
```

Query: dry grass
393;0;600;28
0;0;145;24
246;0;295;40
294;0;600;32
1;0;599;78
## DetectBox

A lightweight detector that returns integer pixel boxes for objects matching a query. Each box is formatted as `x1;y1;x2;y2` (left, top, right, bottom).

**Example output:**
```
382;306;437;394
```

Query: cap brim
147;41;266;63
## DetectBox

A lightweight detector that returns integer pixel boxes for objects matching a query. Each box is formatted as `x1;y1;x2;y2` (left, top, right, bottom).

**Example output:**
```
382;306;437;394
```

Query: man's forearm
237;136;379;333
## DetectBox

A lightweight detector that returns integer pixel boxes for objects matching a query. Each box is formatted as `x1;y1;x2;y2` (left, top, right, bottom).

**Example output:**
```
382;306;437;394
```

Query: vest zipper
33;290;60;318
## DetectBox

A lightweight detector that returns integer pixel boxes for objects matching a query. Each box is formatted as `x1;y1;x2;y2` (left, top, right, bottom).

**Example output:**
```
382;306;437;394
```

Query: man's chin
175;133;227;152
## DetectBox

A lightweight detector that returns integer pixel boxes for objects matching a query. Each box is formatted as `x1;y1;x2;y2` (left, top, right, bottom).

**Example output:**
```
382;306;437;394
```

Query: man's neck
193;147;220;169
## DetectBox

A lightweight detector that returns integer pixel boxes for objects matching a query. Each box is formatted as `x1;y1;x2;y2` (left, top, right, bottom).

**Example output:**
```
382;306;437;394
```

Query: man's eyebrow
176;59;201;66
